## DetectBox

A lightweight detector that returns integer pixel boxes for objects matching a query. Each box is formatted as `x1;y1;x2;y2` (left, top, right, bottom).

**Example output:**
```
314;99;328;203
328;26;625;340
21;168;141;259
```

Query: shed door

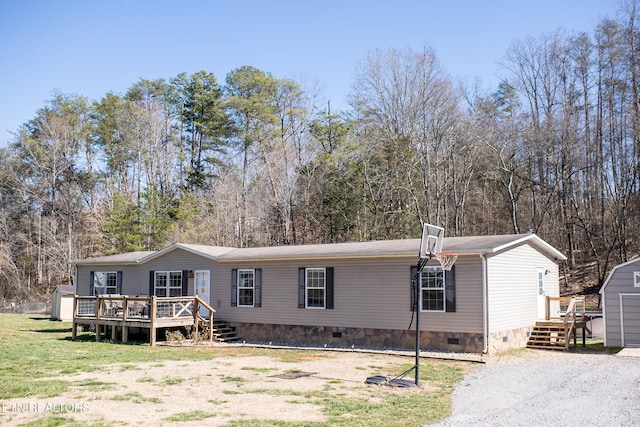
621;294;640;347
194;270;211;317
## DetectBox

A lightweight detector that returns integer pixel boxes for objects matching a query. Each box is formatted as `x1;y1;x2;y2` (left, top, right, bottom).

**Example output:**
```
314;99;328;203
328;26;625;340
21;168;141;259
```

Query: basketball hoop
432;252;458;271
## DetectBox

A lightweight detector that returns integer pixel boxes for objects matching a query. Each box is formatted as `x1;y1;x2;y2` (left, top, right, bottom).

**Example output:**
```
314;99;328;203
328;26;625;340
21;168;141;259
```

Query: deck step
211;319;241;343
526;320;569;351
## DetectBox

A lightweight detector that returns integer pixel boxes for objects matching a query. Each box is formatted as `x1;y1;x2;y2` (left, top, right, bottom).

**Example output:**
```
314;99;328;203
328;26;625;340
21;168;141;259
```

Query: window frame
305;267;326;309
420;266;445;312
154;271;183;297
92;271;118;295
537;267;545;295
237;268;255;307
634;271;640;287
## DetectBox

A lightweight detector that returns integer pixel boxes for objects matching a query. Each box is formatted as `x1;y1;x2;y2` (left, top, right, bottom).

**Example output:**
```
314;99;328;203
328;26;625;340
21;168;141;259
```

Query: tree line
1;1;639;301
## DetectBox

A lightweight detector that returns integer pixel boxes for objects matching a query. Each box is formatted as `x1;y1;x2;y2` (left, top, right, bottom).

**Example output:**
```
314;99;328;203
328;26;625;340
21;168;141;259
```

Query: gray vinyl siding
213;256;483;333
602;259;640;347
487;243;560;333
75;249;217;299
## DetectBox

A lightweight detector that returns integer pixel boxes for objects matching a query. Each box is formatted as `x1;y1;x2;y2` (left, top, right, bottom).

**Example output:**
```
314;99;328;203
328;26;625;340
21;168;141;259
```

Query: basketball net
432;252;458;271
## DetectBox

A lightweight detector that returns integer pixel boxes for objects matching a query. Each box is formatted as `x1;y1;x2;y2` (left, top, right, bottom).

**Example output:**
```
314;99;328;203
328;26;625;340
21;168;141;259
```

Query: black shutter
89;271;95;296
298;268;306;308
445;265;456;312
182;270;189;296
254;269;262;307
410;266;418;311
149;271;155;296
116;271;123;295
231;269;238;307
325;267;334;309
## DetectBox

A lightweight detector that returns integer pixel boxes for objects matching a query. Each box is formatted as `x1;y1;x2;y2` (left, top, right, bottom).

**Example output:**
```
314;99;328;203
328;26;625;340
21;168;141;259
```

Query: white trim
634;272;640;287
491;234;567;261
619;293;640;347
305;267;326;309
600;257;640;294
93;271;118;296
419;266;445;312
237;268;255;307
154;270;183;297
481;253;488;354
602;288;608;346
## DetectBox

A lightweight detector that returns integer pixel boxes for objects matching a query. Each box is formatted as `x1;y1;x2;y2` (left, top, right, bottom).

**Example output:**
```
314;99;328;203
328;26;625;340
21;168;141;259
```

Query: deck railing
545;296;586;321
74;295;215;321
73;295;216;344
545;296;586;350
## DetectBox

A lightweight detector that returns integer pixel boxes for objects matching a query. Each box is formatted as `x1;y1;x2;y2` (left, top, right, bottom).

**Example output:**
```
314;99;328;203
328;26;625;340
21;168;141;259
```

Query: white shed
600;258;640;347
51;284;75;321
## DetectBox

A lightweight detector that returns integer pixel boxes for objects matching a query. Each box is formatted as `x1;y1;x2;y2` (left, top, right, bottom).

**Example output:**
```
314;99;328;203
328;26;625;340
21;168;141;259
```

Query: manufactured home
600;257;640;347
71;233;565;354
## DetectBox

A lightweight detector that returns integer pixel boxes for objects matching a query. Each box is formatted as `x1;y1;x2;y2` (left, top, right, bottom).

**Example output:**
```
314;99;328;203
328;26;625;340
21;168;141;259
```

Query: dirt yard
1;348;469;426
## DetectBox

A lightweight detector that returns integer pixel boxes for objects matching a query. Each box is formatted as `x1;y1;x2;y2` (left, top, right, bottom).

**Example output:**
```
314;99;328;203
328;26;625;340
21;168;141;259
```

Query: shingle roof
216;234;565;261
54;284;76;294
71;234;566;265
72;251;155;265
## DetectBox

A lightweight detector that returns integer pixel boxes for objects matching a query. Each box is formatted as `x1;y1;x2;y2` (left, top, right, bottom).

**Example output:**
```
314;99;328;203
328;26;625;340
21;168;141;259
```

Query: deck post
193;297;199;340
96;325;101;342
72;297;78;340
209;312;213;342
111;325;117;341
122;326;128;343
545;296;550;320
150;296;157;346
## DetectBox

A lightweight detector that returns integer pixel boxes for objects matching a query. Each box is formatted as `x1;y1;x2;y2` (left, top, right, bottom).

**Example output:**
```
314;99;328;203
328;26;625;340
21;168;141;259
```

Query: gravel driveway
433;349;640;426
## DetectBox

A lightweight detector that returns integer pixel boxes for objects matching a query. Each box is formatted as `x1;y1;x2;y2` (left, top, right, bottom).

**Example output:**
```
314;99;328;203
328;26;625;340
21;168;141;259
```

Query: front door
537;267;546;319
194;270;211;317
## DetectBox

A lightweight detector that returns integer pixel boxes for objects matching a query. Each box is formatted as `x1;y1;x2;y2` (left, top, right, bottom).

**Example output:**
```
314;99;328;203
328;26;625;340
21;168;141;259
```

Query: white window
420;267;444;311
93;272;118;295
306;268;326;309
537;268;545;295
634;271;640;287
238;269;255;306
154;271;182;297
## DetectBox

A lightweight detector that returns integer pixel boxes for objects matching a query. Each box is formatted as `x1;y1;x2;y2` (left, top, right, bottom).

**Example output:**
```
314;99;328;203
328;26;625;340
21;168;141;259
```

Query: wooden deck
527;296;589;351
72;295;216;346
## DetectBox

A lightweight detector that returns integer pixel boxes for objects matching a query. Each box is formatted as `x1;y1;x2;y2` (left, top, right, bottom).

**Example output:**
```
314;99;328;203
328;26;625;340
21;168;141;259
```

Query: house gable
599;257;640;347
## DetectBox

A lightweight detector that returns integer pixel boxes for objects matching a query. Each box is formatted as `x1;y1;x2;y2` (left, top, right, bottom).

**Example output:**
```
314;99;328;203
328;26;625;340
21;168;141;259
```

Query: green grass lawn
0;314;473;426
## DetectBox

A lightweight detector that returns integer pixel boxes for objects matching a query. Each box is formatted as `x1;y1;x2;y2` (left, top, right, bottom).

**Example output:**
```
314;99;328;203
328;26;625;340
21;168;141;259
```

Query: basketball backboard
419;223;444;259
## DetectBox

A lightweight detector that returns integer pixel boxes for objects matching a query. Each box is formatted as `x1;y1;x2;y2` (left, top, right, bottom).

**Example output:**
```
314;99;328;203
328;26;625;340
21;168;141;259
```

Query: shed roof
53;284;75;295
599;257;640;294
71;233;565;265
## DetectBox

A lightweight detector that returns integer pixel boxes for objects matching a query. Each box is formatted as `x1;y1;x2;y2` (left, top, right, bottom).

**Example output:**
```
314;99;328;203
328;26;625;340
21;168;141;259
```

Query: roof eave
491;234;567;261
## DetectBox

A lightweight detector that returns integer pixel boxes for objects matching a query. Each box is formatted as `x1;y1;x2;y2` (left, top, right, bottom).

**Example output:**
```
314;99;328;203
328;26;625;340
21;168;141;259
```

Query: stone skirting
226;322;484;353
487;325;534;353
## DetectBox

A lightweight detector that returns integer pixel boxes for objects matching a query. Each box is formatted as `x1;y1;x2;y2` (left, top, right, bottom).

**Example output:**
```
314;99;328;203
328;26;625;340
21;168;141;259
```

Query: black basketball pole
413;256;427;386
415;276;420;386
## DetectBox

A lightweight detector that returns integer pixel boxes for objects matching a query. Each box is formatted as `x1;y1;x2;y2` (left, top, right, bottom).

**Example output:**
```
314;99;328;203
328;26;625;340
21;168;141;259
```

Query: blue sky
0;0;619;146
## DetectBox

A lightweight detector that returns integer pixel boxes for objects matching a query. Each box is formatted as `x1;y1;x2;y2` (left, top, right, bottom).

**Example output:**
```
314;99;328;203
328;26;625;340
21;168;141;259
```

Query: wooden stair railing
192;296;215;342
526;296;586;351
